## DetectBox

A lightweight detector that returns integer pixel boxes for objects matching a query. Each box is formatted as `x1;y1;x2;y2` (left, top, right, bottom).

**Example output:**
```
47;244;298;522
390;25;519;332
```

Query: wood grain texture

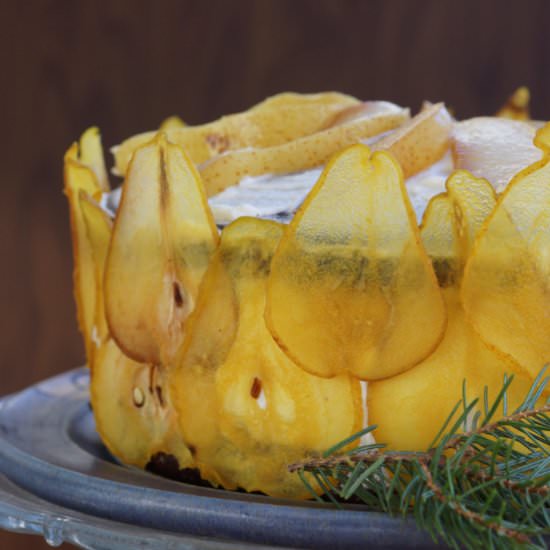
1;0;549;548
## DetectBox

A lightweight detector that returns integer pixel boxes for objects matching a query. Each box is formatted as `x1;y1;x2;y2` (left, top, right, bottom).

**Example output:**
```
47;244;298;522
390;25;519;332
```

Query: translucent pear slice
113;92;361;175
105;133;219;365
369;290;535;451
170;218;362;497
419;172;495;288
200;104;409;196
266;144;445;380
79;127;110;192
79;193;112;353
419;194;461;288
370;190;535;451
452;117;542;192
91;339;192;470
446;170;497;253
372;102;453;178
462;124;550;377
64;142;104;363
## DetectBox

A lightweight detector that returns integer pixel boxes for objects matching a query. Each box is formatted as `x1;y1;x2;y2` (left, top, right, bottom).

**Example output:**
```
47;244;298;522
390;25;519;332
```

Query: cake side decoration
64;91;550;499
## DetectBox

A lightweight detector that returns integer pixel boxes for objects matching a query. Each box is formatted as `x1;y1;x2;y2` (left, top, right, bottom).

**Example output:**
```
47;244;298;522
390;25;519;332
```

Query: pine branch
289;368;550;550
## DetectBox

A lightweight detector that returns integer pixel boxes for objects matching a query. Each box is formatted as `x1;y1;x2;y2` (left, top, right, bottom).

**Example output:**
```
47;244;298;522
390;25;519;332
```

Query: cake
64;91;550;498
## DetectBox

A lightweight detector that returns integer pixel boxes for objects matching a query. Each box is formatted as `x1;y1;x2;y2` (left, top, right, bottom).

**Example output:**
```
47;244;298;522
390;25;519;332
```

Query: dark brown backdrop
1;0;549;548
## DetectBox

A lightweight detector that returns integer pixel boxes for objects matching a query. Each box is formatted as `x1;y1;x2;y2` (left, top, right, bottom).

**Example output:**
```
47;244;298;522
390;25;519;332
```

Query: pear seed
133;387;145;407
173;282;184;308
250;377;262;399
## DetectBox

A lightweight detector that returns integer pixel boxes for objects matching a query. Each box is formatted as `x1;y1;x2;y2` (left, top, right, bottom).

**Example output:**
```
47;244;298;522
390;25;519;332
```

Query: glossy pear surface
266;144;445;380
369;175;537;450
170;218;362;497
105;134;219;364
200;102;409;196
462;124;550;377
113;92;362;175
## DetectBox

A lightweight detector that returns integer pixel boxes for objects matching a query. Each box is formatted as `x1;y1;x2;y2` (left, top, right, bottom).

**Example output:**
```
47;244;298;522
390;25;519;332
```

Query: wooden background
1;0;549;547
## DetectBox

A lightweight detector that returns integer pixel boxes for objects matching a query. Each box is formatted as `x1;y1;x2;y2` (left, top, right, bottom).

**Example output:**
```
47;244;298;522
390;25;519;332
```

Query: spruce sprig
289;368;550;550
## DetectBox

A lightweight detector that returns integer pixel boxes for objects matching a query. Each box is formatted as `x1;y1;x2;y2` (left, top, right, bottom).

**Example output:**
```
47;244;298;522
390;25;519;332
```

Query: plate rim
0;368;436;549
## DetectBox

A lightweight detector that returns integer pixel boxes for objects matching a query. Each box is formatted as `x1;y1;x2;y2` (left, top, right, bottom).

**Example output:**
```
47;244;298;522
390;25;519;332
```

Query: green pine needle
290;367;550;550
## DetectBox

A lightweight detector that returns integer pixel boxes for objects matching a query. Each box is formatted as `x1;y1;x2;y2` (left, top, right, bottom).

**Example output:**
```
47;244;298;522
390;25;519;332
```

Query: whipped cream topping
102;150;453;225
208;152;453;225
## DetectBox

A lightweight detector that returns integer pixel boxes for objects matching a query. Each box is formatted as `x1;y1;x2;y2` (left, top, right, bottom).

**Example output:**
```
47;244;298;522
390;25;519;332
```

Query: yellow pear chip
64;139;105;363
369;178;534;451
92;339;192;470
105;133;219;365
446;170;498;252
368;290;535;451
265;144;445;380
170;218;362;497
113;92;362;175
462;123;550;378
372;102;453;178
496;86;530;121
79;127;110;192
200;103;409;196
159;115;186;130
79;193;112;355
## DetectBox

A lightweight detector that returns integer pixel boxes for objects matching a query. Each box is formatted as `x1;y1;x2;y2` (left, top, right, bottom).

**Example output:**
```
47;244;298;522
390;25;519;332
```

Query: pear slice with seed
113;92;362;176
105;133;219;365
462;123;550;378
81;189;192;470
92;341;192;470
265;144;446;380
170;217;362;497
64;137;105;363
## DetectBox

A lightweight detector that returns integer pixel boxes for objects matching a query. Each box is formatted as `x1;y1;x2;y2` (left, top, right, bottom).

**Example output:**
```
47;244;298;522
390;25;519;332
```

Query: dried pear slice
91;339;192;469
79;127;110;192
200;103;409;196
113;92;361;175
462;124;550;378
371;103;453;178
369;187;533;451
496;86;530;120
418;194;461;288
452;117;542;192
422;172;495;286
79;193;112;353
64;140;104;363
368;289;535;451
446;170;497;248
170;218;362;497
159;115;186;130
105;133;219;365
265;144;445;380
81;191;192;471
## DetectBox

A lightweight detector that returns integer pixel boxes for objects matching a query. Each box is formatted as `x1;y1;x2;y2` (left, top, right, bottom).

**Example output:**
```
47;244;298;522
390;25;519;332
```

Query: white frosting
359;381;376;446
103;151;453;225
406;151;453;222
209;168;323;224
209;152;453;225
